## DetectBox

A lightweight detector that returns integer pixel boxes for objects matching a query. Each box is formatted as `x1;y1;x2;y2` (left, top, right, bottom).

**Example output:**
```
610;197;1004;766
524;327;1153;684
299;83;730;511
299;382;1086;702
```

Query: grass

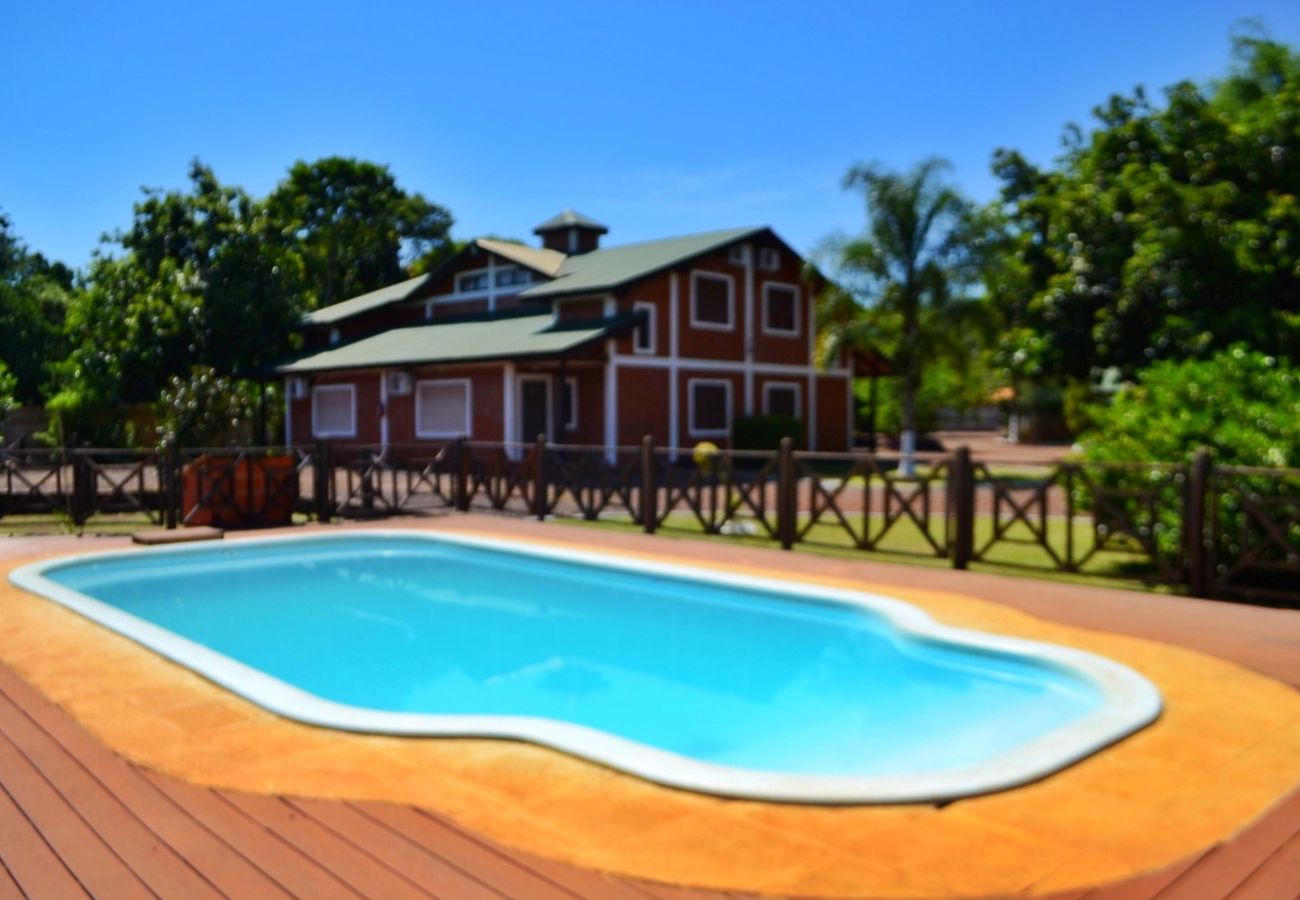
560;509;1176;594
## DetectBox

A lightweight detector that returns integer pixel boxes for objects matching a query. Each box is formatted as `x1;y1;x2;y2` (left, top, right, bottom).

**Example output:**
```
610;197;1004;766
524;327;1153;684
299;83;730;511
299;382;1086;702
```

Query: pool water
13;532;1161;802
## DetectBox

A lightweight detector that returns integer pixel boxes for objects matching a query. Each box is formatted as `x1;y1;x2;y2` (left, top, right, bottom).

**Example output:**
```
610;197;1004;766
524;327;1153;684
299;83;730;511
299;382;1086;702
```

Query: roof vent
533;209;608;255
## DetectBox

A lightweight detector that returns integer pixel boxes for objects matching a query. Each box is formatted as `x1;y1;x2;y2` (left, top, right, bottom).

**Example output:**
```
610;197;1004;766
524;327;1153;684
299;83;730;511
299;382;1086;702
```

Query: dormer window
457;271;489;293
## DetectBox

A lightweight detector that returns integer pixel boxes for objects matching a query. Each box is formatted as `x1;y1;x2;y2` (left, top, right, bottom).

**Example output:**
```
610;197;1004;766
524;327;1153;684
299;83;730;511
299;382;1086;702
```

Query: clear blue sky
4;1;1299;269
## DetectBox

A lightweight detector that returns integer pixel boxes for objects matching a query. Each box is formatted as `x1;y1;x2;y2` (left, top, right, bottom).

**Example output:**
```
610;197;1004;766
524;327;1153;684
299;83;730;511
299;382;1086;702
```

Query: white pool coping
9;530;1162;805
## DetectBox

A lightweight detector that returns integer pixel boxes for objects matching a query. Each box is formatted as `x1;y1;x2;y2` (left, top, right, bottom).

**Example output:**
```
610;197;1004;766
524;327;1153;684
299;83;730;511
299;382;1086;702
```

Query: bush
1081;348;1300;467
155;366;277;448
732;414;806;451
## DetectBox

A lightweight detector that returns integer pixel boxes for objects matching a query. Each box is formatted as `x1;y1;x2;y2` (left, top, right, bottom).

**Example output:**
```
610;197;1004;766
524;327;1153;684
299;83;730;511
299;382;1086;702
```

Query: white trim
612;353;850;377
761;282;802;337
689;270;735;332
455;268;490;294
517;373;552;442
687;378;732;438
503;363;517;449
414;378;472;439
762;381;802;418
311;383;356;438
10;530;1162;805
604;345;618;456
632;301;656;355
758;246;780;272
563;376;579;431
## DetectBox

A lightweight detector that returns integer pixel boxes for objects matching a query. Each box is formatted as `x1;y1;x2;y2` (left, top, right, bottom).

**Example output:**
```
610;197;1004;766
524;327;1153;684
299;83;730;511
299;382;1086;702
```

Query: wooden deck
1;520;1298;898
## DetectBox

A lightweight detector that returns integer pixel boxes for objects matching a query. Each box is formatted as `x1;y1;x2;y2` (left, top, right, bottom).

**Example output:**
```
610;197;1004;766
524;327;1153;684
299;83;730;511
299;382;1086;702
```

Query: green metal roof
302;274;431;326
517;226;765;300
533;209;608;234
476;238;566;276
275;312;628;374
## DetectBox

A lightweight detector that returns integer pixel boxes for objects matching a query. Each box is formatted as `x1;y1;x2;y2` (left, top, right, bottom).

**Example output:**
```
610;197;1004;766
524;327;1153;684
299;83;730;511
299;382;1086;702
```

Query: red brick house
276;211;854;451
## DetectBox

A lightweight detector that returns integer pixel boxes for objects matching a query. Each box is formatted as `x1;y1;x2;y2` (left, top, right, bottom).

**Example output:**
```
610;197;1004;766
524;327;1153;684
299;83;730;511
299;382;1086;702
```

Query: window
312;384;355;438
562;377;578;430
495;266;530;287
416;379;471;438
762;284;800;336
758;247;780;272
633;301;656;354
763;383;801;419
328;326;341;345
727;244;749;265
689;379;731;436
690;272;733;330
456;271;488;293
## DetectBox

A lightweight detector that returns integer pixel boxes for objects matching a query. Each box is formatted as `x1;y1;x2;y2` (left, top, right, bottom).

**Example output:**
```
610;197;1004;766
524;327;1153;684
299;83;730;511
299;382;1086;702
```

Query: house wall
615;367;670;446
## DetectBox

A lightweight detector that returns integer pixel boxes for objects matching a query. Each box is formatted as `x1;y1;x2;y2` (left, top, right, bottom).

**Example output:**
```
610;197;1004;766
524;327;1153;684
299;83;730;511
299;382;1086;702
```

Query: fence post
778;437;795;551
70;450;91;526
314;440;332;523
534;434;547;521
164;441;180;529
453;437;470;512
1186;447;1212;597
951;446;975;570
640;435;657;534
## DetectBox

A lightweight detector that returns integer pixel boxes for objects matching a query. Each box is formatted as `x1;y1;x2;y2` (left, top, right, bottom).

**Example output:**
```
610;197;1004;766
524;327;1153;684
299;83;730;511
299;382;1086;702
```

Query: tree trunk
899;361;919;477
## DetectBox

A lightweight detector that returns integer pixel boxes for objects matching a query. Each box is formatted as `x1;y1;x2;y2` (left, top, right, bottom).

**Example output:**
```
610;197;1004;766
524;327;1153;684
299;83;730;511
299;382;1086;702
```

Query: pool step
131;526;225;546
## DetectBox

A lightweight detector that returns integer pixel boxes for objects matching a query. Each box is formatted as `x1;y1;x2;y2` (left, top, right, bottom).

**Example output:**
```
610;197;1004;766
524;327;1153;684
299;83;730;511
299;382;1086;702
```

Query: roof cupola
533;209;608;255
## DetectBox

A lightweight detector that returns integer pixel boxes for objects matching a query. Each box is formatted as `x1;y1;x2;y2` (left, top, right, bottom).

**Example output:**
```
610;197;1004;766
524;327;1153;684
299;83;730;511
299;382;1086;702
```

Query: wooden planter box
182;454;298;528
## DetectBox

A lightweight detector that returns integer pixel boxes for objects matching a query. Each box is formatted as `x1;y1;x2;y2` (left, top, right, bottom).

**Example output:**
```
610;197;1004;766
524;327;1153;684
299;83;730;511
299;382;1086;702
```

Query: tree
819;158;986;473
264;157;453;309
0;212;73;405
990;31;1300;388
47;161;305;444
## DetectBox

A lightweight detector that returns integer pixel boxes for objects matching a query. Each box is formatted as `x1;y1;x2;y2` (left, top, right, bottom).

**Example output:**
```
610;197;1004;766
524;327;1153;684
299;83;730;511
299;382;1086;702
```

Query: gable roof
533;209;608;234
476;239;566;277
517;226;765;300
276;311;635;374
302;274;430;327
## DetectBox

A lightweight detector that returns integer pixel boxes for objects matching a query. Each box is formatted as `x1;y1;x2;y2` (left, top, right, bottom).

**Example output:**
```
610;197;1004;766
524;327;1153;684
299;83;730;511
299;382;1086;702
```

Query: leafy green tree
819;158;988;472
0;212;73;404
990;32;1300;387
265;157;453;309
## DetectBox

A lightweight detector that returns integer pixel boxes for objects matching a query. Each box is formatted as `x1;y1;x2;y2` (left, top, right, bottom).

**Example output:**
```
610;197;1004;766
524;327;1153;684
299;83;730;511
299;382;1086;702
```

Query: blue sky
3;1;1299;269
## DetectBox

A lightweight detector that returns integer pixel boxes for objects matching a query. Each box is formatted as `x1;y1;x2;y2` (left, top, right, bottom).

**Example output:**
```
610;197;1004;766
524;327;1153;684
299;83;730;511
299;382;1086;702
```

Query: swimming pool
11;532;1161;803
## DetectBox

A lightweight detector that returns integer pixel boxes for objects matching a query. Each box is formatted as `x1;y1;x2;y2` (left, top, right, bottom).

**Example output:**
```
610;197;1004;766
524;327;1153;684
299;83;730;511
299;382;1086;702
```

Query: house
275;211;855;452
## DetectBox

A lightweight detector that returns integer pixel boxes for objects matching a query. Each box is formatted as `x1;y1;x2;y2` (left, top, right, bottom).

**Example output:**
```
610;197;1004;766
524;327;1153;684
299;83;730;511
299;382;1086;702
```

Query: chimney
533;209;608;255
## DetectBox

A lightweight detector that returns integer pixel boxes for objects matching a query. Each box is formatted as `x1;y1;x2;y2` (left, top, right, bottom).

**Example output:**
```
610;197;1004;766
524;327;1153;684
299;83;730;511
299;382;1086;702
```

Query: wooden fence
2;439;1297;606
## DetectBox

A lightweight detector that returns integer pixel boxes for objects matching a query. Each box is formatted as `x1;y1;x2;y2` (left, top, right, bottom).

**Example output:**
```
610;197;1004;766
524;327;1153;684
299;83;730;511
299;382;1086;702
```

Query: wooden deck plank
0;779;88;899
223;791;434;899
357;801;585;900
0;729;151;899
1154;789;1300;899
0;686;224;900
289;797;506;899
145;771;361;900
0;667;291;899
0;861;25;900
1226;829;1300;899
1072;852;1207;900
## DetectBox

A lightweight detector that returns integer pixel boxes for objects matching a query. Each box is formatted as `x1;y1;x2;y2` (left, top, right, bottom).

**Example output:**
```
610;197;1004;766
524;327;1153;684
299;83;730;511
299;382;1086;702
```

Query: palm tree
819;158;985;475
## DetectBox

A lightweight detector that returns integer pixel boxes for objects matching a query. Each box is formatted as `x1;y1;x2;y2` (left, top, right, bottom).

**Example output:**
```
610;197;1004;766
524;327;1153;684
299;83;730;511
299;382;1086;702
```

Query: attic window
495;266;530;287
758;248;780;272
457;271;489;293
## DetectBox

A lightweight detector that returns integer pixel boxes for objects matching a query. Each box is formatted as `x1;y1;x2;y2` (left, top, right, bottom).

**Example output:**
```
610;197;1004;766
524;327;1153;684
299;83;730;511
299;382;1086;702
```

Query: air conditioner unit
386;371;413;396
287;377;308;399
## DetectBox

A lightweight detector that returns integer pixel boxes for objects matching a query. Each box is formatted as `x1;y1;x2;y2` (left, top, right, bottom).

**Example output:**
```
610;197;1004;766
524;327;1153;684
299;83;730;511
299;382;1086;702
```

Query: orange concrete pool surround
2;526;1299;898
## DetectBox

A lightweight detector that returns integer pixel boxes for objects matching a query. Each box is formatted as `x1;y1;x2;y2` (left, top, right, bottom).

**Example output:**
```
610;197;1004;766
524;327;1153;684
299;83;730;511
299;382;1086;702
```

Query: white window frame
632;301;657;355
762;381;802;419
758;247;780;272
456;268;489;294
311;383;356;438
689;271;735;332
415;378;472;439
688;378;732;438
563;376;578;430
761;282;802;337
